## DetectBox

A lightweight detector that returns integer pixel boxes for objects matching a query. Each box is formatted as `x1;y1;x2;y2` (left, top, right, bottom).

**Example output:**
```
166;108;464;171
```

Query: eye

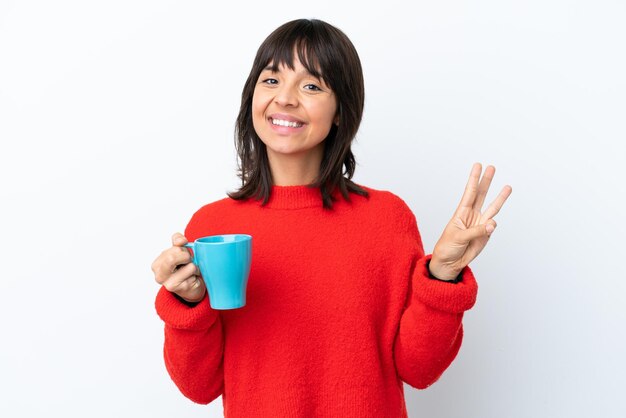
261;78;278;85
304;84;322;91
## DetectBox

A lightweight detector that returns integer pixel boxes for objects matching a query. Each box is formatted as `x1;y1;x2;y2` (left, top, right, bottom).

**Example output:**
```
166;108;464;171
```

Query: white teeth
271;118;303;128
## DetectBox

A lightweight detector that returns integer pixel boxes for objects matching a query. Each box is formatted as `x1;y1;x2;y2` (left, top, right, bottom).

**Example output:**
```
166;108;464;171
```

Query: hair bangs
260;28;328;86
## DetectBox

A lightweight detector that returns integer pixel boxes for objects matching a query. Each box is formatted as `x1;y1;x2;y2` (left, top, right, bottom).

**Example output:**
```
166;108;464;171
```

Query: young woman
151;18;512;418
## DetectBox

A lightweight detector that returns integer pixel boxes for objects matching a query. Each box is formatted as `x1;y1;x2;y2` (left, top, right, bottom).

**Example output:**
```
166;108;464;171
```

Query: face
252;57;338;166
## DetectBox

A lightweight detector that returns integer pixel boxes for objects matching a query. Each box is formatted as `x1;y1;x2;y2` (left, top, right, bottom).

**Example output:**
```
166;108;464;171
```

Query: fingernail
486;224;495;234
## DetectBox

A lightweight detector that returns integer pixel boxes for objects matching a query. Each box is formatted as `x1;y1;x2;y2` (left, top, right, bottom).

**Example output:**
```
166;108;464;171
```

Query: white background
1;1;625;417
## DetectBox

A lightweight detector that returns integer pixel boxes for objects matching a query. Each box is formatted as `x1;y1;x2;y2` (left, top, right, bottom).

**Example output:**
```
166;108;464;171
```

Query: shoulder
184;195;247;237
355;184;418;228
189;196;235;218
357;184;414;214
354;184;424;249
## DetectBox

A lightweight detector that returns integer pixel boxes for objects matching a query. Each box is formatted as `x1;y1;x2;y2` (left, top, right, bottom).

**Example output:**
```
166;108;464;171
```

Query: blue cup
184;234;252;310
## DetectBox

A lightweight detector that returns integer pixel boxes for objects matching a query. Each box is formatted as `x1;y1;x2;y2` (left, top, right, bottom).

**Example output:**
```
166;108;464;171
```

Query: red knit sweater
155;184;478;418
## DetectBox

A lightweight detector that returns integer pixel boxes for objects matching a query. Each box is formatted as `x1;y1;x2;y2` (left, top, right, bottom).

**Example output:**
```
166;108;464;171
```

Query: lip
267;113;306;134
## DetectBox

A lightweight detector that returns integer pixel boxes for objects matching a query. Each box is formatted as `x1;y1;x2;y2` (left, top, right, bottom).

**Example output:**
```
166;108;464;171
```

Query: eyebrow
261;65;320;78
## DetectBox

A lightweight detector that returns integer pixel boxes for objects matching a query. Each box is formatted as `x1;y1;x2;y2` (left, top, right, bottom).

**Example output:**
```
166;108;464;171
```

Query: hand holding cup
151;232;207;303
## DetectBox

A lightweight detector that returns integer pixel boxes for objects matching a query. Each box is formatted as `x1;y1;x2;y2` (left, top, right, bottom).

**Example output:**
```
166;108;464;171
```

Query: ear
333;115;340;126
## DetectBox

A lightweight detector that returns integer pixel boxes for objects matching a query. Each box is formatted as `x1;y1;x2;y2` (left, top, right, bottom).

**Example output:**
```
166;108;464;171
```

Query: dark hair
227;18;369;209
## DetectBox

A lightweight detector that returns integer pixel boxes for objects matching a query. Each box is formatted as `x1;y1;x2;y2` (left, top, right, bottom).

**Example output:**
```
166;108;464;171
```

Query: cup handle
183;242;196;265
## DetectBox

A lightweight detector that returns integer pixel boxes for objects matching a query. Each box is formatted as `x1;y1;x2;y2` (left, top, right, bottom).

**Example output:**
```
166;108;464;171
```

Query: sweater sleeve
155;287;224;404
393;207;478;390
154;214;225;404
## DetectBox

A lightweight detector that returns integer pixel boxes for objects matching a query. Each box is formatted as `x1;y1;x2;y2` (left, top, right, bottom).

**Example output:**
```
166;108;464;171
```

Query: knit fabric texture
155;184;478;418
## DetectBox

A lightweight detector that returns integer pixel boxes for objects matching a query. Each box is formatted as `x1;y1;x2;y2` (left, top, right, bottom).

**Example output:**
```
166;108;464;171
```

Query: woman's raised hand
429;163;512;280
151;232;207;303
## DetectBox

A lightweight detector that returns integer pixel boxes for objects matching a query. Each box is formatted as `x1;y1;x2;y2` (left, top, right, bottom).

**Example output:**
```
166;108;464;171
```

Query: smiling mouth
270;118;304;128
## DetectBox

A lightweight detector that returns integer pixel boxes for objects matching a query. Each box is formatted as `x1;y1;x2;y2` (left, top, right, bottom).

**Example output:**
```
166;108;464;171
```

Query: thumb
460;220;497;242
171;232;188;247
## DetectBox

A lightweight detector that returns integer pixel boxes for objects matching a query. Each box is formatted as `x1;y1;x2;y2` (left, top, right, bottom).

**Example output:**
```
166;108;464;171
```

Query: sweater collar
261;184;338;210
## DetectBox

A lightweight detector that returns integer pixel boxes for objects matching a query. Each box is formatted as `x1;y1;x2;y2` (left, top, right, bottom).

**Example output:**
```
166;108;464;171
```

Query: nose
274;84;298;107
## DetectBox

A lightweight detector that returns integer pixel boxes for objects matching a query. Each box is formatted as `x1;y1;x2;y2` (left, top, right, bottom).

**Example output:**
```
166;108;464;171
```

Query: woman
151;18;512;418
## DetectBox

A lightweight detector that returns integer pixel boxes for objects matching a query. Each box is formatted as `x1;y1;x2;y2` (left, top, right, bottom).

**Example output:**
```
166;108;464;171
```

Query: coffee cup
184;234;252;310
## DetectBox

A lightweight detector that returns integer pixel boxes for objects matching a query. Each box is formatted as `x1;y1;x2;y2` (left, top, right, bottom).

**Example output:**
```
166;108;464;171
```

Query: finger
457;163;482;210
162;262;200;290
459;219;497;243
154;247;194;284
170;268;203;295
176;275;205;297
473;165;495;212
480;185;513;223
171;247;194;271
171;232;188;247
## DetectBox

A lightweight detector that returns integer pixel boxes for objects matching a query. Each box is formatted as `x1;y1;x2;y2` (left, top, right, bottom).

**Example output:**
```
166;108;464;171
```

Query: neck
267;148;323;186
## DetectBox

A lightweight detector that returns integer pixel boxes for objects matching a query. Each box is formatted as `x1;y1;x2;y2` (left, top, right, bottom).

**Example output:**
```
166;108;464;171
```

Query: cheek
251;92;276;144
252;86;271;111
251;95;268;129
251;93;262;117
311;100;338;125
